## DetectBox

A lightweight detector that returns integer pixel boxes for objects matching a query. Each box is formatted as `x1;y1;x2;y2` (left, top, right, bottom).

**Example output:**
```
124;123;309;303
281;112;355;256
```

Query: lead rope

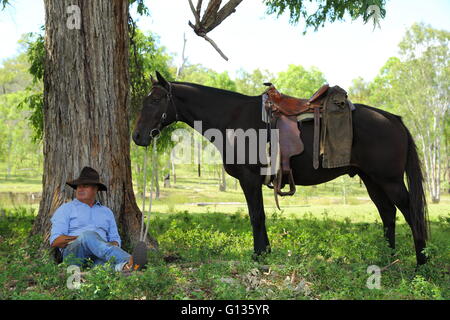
139;146;148;241
140;135;158;243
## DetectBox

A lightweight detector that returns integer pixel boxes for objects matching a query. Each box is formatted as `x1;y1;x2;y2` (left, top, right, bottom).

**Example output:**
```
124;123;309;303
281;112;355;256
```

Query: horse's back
290;104;408;184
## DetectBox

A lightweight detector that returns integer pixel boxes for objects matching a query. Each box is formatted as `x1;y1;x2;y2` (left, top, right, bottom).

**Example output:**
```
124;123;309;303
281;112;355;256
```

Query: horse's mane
171;81;259;99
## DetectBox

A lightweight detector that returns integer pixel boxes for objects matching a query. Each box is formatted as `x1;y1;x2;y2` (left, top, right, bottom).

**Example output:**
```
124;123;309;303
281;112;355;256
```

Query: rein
139;132;159;243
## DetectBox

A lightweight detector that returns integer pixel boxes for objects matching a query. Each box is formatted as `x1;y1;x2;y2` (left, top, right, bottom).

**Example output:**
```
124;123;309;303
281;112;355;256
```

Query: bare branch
188;0;201;25
380;259;400;272
203;33;229;61
189;20;229;61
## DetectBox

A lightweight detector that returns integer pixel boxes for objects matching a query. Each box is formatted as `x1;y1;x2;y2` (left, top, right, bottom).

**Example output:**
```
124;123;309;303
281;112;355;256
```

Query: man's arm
51;235;78;248
106;209;122;247
49;204;71;247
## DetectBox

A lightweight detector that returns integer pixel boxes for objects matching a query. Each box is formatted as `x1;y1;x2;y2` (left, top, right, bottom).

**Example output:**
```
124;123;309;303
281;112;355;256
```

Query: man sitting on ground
49;166;147;271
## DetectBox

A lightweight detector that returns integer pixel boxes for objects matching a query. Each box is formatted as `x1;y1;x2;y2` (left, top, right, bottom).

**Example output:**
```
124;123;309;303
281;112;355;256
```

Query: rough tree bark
31;0;155;250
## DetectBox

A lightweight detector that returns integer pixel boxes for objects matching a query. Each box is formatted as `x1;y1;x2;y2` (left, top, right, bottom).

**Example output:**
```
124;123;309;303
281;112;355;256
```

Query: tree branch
205;0;243;33
188;0;201;25
188;20;229;61
201;0;222;28
203;33;229;61
187;0;243;61
196;0;203;18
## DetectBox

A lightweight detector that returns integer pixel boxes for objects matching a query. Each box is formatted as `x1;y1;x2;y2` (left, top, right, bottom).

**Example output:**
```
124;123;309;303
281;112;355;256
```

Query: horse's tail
400;118;430;241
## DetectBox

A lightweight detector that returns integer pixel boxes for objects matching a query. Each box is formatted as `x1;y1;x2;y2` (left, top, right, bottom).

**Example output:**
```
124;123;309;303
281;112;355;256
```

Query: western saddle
263;83;330;208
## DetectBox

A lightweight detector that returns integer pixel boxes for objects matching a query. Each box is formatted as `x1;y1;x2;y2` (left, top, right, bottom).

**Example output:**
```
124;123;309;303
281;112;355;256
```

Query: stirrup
273;169;296;210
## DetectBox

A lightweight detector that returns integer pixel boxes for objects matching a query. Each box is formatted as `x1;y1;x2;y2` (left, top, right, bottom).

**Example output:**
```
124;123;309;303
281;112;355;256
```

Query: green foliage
274;64;327;97
0;54;32;95
16;92;43;143
24;31;45;84
263;0;386;33
350;23;449;120
235;68;275;96
1;0;9;10
0;91;42;173
128;27;174;122
178;64;236;91
129;0;150;16
15;31;45;142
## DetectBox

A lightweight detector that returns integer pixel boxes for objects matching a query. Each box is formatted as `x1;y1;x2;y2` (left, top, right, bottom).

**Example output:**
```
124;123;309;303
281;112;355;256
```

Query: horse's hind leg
359;173;396;250
376;178;427;265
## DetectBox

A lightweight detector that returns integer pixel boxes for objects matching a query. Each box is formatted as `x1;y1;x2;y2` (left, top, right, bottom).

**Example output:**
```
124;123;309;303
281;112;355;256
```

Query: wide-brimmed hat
66;166;107;191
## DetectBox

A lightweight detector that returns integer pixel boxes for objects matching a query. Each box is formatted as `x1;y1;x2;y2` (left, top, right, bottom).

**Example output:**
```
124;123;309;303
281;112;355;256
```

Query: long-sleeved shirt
49;198;122;247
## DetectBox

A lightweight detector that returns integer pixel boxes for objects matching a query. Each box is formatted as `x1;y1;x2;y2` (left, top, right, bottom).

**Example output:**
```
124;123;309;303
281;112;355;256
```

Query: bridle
149;82;179;138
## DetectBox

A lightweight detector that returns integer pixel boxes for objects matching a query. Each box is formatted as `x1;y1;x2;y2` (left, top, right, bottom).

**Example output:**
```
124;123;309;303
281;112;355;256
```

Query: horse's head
132;71;177;146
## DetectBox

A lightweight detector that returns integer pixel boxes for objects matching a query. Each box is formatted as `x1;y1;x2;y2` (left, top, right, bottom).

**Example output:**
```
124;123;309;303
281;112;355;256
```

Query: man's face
76;184;98;202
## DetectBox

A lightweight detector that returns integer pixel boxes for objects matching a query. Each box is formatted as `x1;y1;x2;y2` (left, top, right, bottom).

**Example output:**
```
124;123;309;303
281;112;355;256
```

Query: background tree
348;23;449;203
275;64;327;97
235;68;275;96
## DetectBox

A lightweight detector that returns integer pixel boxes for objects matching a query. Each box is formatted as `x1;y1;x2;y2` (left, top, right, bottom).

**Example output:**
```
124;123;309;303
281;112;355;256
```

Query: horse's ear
156;71;170;90
150;74;157;85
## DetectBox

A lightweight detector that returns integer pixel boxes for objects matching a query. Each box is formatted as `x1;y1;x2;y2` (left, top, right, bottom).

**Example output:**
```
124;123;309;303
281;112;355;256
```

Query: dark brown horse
132;71;429;266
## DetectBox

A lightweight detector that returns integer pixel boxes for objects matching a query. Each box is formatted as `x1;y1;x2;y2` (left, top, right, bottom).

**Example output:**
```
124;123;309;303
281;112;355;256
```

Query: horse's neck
175;84;261;134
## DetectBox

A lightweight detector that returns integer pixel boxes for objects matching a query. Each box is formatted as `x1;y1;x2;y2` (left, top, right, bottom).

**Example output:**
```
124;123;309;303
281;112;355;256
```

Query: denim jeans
62;230;131;271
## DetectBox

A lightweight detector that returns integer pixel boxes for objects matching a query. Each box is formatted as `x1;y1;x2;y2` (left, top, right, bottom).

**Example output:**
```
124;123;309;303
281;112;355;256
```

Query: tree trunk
197;140;202;177
219;165;226;191
171;155;176;184
164;153;171;188
31;0;155;251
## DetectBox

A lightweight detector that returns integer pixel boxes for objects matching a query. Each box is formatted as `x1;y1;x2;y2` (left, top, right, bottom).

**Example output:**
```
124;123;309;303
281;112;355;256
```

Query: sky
0;0;449;88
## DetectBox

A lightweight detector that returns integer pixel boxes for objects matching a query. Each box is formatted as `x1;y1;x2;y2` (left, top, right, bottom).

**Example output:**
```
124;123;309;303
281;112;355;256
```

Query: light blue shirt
49;199;122;247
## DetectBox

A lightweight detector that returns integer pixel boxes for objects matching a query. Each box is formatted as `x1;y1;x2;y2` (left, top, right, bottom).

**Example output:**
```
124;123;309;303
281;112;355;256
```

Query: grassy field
0;166;449;300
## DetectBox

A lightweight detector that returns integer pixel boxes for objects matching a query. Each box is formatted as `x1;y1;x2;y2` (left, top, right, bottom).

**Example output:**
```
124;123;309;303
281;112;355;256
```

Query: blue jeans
62;230;131;271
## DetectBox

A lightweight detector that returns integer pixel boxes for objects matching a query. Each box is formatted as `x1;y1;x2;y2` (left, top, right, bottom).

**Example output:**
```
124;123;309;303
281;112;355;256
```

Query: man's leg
64;231;131;271
62;239;92;268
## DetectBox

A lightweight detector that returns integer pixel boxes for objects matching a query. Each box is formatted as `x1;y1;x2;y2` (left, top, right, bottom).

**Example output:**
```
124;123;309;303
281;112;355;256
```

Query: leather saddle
263;83;330;208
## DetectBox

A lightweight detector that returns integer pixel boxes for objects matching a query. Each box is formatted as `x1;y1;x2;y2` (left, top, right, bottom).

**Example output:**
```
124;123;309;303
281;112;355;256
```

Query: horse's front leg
238;171;271;257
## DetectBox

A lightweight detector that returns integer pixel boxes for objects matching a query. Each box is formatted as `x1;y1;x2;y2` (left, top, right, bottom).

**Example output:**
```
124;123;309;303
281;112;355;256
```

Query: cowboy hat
66;166;108;191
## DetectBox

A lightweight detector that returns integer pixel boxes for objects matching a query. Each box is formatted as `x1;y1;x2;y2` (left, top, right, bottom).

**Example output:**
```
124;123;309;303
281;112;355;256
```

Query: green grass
0;164;449;299
0;206;449;300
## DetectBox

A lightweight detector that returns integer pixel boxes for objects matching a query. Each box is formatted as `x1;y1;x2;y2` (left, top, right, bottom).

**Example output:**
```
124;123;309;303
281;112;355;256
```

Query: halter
154;82;179;130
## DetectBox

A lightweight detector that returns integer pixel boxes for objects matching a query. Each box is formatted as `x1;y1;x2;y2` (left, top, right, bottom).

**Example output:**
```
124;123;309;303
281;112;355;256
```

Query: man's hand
108;241;119;247
51;235;78;248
